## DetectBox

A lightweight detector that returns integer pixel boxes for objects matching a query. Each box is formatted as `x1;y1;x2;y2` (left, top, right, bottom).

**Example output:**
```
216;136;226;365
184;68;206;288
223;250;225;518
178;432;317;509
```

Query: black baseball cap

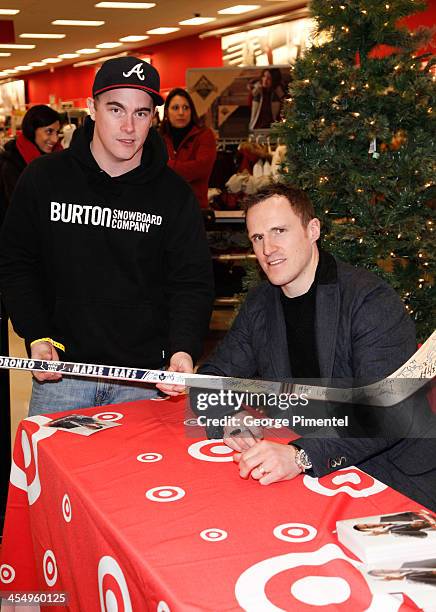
92;56;164;106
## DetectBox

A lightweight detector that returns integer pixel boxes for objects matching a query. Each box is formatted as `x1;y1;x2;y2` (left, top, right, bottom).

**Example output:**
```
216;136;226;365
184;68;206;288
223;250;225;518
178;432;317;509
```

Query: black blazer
199;252;436;510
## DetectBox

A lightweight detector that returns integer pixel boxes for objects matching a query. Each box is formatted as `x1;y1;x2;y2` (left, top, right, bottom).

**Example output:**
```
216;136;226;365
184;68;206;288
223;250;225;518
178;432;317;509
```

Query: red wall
27;64;97;107
141;35;223;94
370;0;436;58
26;35;222;106
401;0;436;55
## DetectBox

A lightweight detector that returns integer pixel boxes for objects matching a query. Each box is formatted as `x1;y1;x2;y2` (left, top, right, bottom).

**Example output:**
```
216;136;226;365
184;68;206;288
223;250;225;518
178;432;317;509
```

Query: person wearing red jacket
160;88;216;208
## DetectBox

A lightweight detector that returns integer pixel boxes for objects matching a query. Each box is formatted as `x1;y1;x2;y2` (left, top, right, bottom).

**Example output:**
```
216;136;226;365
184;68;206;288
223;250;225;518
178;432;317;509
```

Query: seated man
196;183;436;511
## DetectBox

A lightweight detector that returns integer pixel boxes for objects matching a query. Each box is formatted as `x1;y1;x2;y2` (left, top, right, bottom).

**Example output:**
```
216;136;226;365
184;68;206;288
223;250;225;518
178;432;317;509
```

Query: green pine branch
276;0;435;341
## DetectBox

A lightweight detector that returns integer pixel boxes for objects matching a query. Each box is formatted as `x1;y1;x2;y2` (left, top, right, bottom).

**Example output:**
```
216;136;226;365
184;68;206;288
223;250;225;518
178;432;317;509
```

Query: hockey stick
0;330;434;408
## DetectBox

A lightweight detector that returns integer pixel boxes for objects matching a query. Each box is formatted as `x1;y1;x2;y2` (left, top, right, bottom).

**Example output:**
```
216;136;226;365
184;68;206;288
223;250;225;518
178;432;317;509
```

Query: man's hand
30;341;62;382
156;351;193;396
233;440;302;485
223;410;263;452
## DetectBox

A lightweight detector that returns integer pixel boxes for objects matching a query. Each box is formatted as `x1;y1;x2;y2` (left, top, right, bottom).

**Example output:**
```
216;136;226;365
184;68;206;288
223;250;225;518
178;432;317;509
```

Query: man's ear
87;97;96;121
308;218;321;243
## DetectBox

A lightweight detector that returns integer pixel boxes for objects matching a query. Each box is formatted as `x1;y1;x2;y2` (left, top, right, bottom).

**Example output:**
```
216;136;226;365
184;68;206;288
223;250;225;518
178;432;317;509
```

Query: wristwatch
292;446;313;473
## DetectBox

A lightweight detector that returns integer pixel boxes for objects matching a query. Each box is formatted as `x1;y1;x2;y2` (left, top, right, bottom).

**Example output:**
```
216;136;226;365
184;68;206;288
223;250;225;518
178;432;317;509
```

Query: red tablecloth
0;396;427;611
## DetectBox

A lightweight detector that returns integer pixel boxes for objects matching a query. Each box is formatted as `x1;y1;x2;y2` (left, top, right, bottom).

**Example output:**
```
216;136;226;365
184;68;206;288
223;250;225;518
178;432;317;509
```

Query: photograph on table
360;558;436;611
45;413;120;436
337;510;436;565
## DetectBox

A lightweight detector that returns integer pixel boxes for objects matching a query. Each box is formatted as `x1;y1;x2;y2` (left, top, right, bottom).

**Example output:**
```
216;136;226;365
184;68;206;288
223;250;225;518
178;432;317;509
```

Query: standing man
0;57;214;414
197;184;435;511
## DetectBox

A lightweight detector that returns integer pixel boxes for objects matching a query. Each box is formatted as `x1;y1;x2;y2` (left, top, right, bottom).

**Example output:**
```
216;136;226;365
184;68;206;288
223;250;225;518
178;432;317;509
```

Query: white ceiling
0;0;306;75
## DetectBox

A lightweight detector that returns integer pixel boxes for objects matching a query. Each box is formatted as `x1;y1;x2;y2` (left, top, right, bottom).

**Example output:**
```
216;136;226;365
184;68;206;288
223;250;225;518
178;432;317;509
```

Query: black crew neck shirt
280;275;320;380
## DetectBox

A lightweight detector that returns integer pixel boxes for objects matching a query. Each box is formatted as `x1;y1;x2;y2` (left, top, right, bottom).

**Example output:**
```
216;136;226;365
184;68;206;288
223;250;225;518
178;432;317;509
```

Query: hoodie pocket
53;298;165;365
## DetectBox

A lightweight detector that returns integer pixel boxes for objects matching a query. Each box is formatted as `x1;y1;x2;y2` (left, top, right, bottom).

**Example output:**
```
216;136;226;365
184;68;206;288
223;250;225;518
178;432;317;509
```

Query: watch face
297;449;312;469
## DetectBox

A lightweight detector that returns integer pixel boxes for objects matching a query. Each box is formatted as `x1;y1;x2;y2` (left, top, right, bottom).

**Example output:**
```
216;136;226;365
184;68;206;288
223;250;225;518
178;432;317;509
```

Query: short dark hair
21;105;60;144
160;87;201;134
243;183;315;227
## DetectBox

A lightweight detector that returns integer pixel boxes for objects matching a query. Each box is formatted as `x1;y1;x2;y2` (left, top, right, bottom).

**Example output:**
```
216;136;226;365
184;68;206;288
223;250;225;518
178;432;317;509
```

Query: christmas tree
277;0;435;341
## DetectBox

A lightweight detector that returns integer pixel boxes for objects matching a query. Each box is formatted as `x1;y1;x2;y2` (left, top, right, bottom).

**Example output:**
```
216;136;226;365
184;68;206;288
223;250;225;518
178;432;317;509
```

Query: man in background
0;56;214;414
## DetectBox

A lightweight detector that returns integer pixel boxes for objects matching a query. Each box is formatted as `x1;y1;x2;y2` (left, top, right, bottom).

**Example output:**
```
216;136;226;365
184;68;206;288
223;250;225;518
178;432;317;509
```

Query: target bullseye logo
200;528;228;542
21;430;32;468
11;415;55;505
137;452;163;463
0;564;15;584
184;418;200;427
187;440;234;462
93;411;123;422
62;493;72;523
43;550;58;587
145;486;185;503
98;556;132;612
273;523;317;543
235;543;383;611
291;575;351;605
303;467;387;498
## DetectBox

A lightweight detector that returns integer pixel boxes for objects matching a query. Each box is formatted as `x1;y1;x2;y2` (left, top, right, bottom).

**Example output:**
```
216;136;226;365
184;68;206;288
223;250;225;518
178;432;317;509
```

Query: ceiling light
52;20;105;26
96;42;123;48
146;27;180;34
0;44;36;49
76;48;100;54
14;65;33;71
73;51;127;68
179;17;216;26
4;69;18;74
58;53;80;59
20;33;66;39
119;35;149;42
29;61;47;66
41;58;63;63
0;9;19;15
95;2;155;7
0;53;11;57
218;5;261;15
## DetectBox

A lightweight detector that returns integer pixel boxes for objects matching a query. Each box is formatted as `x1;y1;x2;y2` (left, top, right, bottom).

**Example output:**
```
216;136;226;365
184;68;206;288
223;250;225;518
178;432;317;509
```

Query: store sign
192;75;217;100
187;66;291;137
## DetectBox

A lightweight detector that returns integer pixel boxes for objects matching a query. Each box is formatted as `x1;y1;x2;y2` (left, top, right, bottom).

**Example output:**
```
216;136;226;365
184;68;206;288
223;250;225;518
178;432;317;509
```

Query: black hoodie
0;139;26;224
0;118;214;368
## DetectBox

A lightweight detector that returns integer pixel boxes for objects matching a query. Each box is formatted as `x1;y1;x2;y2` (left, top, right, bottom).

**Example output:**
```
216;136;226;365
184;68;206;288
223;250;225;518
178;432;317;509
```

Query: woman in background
0;105;61;223
248;68;285;131
160;88;216;208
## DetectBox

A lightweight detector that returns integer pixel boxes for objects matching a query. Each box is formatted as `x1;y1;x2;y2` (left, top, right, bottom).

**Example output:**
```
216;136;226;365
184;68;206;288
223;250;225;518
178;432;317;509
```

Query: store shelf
214;210;245;223
212;253;255;261
214;297;240;307
210;303;238;331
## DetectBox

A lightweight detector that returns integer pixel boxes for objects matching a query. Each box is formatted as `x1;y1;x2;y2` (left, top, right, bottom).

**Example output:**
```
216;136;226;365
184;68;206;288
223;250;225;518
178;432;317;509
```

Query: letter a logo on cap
122;63;145;81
